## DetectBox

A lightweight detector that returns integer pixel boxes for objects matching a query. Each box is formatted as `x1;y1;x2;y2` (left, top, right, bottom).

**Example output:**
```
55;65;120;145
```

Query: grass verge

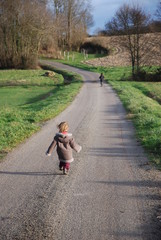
108;80;161;168
0;67;82;159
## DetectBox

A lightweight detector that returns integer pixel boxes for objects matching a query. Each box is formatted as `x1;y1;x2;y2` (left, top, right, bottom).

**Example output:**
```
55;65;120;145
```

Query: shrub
80;42;109;54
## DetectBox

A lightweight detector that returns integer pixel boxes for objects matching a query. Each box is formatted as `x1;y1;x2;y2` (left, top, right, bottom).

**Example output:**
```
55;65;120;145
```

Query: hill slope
84;33;161;67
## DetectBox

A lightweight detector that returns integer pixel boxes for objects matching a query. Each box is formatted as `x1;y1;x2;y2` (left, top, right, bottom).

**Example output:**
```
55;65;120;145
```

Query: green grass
0;67;82;158
41;51;106;71
0;69;62;86
131;82;161;104
0;86;56;107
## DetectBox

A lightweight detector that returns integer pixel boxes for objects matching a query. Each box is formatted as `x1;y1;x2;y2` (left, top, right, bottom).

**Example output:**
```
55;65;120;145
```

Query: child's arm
70;138;82;153
46;139;57;156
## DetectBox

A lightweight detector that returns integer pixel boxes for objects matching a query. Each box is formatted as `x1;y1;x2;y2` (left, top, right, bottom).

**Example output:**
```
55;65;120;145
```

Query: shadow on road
89;147;144;158
0;171;62;176
90;179;161;189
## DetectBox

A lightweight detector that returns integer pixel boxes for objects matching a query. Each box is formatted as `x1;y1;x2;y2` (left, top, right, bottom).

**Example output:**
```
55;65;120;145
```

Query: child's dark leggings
59;161;70;170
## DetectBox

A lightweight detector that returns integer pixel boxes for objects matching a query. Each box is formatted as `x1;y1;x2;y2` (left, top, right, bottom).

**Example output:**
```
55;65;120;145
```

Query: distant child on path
46;122;82;175
99;73;104;86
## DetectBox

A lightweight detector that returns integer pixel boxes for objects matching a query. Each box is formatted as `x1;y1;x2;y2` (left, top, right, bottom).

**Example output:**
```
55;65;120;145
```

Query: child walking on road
46;122;82;175
99;73;104;86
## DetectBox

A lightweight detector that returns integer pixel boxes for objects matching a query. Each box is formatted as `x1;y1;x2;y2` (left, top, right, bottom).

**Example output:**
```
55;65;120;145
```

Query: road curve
0;61;161;240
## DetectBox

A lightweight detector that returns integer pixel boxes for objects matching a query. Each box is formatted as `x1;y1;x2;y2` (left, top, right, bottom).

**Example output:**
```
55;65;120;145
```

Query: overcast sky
90;0;159;34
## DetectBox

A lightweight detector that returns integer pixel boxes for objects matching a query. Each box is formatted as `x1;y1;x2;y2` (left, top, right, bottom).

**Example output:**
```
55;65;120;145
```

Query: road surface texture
0;61;161;240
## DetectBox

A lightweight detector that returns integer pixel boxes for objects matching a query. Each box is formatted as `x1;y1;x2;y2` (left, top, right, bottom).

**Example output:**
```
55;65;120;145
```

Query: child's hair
57;122;69;132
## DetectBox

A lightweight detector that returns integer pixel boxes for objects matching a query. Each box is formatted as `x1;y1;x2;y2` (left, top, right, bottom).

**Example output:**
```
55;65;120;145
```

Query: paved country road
0;61;161;240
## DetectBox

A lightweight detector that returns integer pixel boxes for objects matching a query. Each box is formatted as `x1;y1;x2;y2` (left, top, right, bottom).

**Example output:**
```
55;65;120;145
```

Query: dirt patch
84;33;161;67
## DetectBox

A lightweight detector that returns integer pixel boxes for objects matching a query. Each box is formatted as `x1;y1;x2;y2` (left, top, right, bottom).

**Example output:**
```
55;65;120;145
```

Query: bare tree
51;0;93;50
0;0;52;68
151;1;161;32
155;1;161;20
105;4;150;77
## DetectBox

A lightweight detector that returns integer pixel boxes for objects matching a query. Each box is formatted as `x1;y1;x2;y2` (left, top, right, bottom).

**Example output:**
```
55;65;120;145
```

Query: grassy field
0;68;82;158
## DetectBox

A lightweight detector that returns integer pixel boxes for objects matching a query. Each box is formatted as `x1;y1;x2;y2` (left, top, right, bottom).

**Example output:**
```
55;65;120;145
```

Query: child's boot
63;168;68;175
